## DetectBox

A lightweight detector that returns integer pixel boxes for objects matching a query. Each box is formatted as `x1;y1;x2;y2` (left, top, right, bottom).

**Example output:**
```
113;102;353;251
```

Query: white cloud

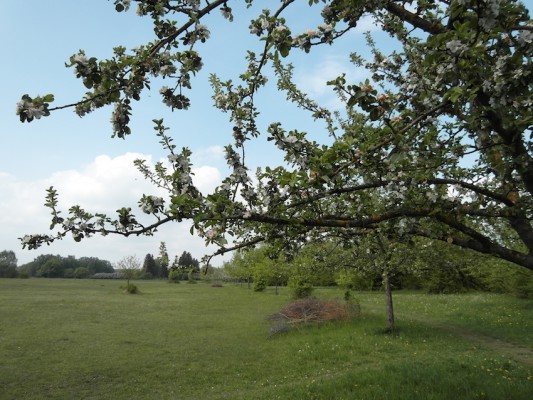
193;165;222;195
0;153;230;267
192;145;225;165
352;14;380;33
295;55;368;109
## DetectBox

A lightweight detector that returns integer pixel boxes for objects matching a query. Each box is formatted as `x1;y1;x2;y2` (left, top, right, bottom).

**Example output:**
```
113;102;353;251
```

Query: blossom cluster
188;24;210;44
159;87;191;110
110;100;132;138
139;195;165;214
16;94;52;123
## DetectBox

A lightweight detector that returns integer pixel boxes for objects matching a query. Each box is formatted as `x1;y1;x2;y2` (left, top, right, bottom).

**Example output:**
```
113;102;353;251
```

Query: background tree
38;257;65;278
116;255;141;293
142;253;159;278
157;242;170;278
77;257;115;275
17;1;533;283
18;254;55;277
173;251;200;280
0;250;18;278
74;267;90;279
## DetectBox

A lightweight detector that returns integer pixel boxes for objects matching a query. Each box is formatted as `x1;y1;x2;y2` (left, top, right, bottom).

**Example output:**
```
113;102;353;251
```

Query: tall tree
142;253;159;277
18;1;533;275
157;242;170;278
177;251;200;273
0;250;18;278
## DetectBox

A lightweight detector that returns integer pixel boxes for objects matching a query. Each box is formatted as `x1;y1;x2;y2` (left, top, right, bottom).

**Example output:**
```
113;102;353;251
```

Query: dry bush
268;297;360;337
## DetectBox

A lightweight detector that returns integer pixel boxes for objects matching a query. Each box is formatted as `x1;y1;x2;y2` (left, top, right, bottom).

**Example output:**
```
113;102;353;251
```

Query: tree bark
383;273;395;334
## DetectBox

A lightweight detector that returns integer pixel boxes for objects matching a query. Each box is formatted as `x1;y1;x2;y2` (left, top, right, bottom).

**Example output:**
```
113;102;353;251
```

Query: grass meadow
1;278;532;399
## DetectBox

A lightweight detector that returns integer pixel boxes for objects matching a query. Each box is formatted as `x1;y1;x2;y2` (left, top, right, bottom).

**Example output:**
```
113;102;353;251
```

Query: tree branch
385;1;446;35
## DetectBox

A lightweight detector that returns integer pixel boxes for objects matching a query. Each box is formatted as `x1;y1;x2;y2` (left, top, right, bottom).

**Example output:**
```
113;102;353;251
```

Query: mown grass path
362;290;533;367
396;311;533;367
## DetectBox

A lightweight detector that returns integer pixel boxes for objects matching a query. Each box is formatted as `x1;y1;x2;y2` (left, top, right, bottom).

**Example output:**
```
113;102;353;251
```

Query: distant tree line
13;254;114;278
0;241;203;282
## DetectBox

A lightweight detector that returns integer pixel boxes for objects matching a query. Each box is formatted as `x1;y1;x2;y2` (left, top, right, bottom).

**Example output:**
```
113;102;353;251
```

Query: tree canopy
17;0;533;270
0;250;18;278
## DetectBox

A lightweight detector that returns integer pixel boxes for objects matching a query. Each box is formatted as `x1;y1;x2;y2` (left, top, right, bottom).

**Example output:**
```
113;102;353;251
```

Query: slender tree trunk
376;235;396;334
383;273;395;334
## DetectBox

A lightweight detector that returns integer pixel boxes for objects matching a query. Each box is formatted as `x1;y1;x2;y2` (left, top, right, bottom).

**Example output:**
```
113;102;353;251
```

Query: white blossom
446;40;467;55
158;64;176;77
304;29;319;38
16;100;46;120
426;191;439;202
518;27;533;45
318;24;333;33
285;135;298;144
221;8;231;19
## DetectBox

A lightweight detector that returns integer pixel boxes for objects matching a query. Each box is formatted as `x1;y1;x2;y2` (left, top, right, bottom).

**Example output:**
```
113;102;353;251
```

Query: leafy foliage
142;253;159;278
17;1;533;279
116;255;141;289
0;250;18;278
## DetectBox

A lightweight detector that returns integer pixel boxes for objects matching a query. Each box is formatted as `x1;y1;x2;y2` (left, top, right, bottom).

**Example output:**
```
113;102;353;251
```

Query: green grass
0;279;532;399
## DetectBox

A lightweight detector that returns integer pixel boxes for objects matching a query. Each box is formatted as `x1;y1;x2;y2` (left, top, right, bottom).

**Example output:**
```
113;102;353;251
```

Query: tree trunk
383;273;395;334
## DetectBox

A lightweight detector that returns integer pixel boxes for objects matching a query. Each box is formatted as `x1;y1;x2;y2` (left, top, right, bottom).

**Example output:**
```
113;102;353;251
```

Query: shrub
288;275;313;299
74;267;90;279
514;272;533;299
121;283;139;294
253;277;268;292
423;264;480;294
168;269;181;283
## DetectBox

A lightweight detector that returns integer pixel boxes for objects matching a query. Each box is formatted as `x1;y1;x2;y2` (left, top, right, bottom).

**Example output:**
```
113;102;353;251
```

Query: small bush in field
253;277;267;292
269;298;360;336
168;269;180;283
288;276;313;299
121;283;139;294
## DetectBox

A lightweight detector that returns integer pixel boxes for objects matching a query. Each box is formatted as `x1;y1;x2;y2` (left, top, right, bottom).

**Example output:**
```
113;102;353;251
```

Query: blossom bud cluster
159;87;190;110
110;100;132;138
16;96;48;122
187;24;211;45
139;195;165;214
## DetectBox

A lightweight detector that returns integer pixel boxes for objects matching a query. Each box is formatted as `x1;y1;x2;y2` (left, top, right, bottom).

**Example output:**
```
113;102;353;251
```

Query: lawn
0;278;532;399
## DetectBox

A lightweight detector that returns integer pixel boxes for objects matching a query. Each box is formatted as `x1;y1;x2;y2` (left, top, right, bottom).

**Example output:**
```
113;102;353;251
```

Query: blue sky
0;1;384;266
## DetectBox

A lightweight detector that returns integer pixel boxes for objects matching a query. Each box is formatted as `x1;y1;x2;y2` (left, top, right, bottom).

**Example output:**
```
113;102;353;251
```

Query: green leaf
42;94;55;103
279;44;290;58
445;87;463;103
369;107;381;121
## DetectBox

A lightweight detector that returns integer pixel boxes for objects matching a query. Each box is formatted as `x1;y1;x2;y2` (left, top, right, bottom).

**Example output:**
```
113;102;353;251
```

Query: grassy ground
0;279;532;399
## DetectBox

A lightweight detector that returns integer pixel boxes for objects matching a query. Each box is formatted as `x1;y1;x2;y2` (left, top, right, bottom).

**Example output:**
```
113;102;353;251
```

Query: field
1;278;532;399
